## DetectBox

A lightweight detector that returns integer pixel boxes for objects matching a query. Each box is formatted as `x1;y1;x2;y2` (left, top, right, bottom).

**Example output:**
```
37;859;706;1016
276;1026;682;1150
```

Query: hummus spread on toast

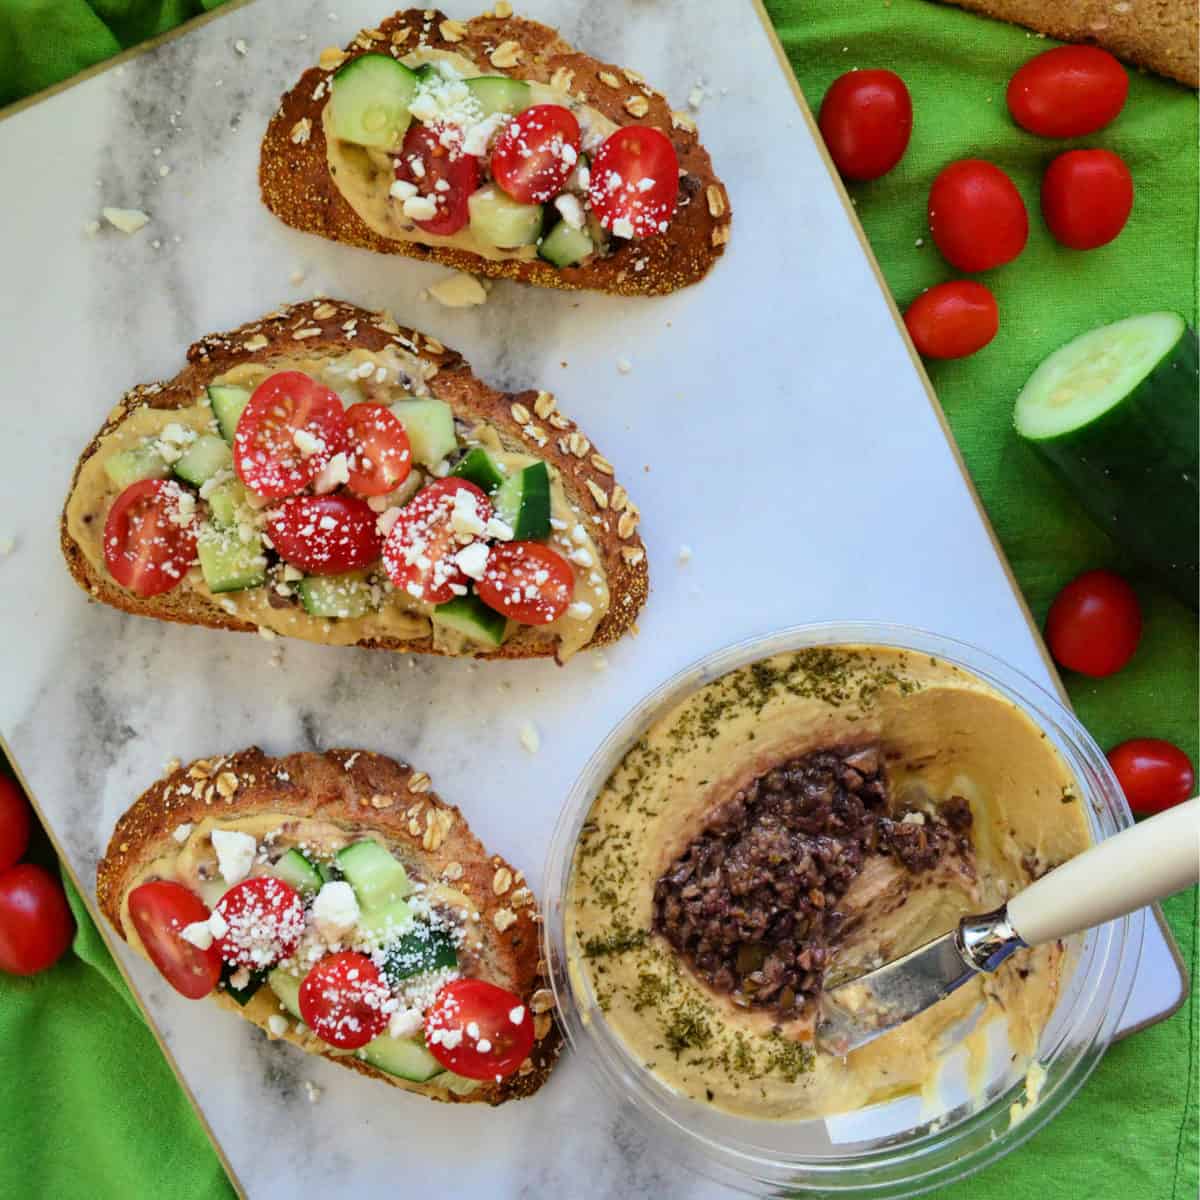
565;645;1090;1119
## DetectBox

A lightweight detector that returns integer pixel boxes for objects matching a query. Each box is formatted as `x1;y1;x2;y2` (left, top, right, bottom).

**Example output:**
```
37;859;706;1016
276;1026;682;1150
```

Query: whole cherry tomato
1107;739;1195;816
818;69;913;182
0;775;32;873
904;281;999;359
1045;569;1141;678
928;159;1028;272
1041;149;1133;250
1007;46;1128;138
0;863;75;976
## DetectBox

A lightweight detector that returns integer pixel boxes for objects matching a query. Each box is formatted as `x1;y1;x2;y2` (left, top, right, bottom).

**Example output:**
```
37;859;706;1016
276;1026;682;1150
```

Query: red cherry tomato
0;864;74;977
0;775;32;873
1108;739;1195;816
904;281;999;360
491;104;581;204
1045;569;1142;678
928;159;1029;272
345;403;412;496
267;494;383;575
1041;149;1133;250
425;978;535;1080
103;479;198;598
234;372;348;500
818;69;913;182
382;478;492;605
477;541;574;625
127;880;219;998
299;951;391;1049
588;125;679;239
212;876;306;969
394;123;481;236
1007;46;1128;138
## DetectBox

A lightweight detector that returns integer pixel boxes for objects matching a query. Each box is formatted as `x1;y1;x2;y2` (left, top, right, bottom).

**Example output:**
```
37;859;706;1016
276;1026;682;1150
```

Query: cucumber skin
1021;320;1198;608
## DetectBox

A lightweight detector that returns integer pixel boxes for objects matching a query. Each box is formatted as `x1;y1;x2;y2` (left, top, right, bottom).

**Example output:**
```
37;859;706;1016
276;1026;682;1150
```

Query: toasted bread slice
97;747;560;1104
60;298;648;661
260;8;731;295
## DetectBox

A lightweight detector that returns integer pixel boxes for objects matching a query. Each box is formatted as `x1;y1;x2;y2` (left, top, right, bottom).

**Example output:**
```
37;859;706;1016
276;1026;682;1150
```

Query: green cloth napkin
0;0;1196;1196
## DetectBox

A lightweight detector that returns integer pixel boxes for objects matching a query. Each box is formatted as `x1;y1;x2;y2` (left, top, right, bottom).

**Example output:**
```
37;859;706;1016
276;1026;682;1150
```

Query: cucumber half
330;54;417;149
1014;312;1198;608
104;444;171;490
208;385;250;444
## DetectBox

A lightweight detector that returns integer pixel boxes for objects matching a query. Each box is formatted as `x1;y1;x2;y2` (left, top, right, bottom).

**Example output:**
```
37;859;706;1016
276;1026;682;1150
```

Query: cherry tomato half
212;876;306;970
299;951;391;1049
1041;149;1133;250
904;281;999;360
1007;46;1128;139
234;372;348;500
425;978;535;1080
0;775;32;873
818;69;913;182
127;879;220;998
1045;569;1141;678
491;104;581;204
0;864;74;977
103;479;198;598
267;493;383;575
588;125;679;239
382;478;492;605
1108;739;1195;816
394;123;481;236
477;541;574;625
345;403;412;496
928;159;1028;273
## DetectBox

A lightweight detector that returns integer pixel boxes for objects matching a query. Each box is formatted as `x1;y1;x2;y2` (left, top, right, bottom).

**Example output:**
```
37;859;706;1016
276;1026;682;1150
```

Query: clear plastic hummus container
543;623;1143;1197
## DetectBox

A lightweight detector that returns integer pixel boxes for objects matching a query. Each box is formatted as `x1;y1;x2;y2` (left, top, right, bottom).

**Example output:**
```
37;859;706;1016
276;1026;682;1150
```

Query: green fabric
0;0;1196;1197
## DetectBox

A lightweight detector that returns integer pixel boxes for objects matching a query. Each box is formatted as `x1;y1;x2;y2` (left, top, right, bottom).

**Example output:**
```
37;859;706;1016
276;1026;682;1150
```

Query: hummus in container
546;624;1141;1195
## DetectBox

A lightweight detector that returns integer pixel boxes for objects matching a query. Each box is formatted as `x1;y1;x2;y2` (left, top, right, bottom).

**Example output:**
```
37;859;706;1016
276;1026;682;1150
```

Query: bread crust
59;297;648;659
96;746;560;1104
260;8;732;295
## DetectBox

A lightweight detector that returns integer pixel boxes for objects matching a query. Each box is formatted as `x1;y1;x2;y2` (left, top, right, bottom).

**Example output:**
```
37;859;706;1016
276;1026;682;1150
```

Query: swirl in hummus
564;645;1090;1119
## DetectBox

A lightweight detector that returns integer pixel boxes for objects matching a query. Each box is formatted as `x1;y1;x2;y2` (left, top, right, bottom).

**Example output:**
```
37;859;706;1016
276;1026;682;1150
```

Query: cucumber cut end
1014;312;1187;442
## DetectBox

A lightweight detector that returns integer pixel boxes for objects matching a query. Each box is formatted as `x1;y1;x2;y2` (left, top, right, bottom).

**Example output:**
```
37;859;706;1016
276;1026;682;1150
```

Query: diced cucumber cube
381;925;458;986
197;527;267;594
391;398;457;468
205;478;249;529
468;185;543;248
540;220;594;268
267;968;302;1018
296;572;377;619
271;849;323;897
464;76;532;117
208;385;251;444
433;594;507;648
222;963;265;1006
359;898;415;946
450;447;505;493
331;53;417;149
493;461;551;540
335;840;412;910
104;444;171;490
174;435;233;488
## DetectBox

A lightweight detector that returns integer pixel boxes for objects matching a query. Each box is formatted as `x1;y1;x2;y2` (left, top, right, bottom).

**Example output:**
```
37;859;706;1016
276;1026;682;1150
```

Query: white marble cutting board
0;0;1183;1195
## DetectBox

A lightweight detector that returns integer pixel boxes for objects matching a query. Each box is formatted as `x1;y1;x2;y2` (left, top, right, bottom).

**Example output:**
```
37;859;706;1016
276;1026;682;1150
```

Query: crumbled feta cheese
616;356;633;375
207;910;229;939
568;547;593;568
509;1005;525;1025
388;1007;424;1039
403;194;439;222
292;428;324;458
376;507;402;538
312;880;360;942
267;1014;289;1037
449;489;487;539
567;600;593;620
211;829;257;884
172;822;194;844
461;111;508;158
101;207;150;234
302;1080;322;1104
484;516;514;542
453;541;490;580
611;216;635;240
389;178;418;201
428;271;488;308
228;967;251;990
312;451;349;494
518;721;540;754
180;921;213;950
553;193;585;229
234;38;249;55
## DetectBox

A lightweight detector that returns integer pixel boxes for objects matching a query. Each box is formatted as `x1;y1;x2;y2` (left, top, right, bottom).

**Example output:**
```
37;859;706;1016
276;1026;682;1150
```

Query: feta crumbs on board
518;722;540;754
302;1081;323;1104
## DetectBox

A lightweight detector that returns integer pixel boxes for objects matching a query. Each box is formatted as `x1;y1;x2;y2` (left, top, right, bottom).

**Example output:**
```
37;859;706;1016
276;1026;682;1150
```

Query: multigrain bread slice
60;297;649;660
938;0;1198;88
260;7;732;295
97;746;561;1104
